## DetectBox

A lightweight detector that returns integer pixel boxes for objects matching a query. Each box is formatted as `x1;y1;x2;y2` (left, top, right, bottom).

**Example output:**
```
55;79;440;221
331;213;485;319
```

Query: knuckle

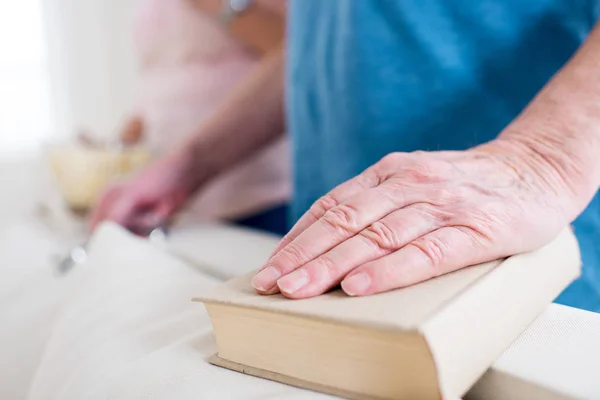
316;253;340;280
404;162;439;183
278;234;295;248
360;220;401;251
466;209;500;239
381;152;403;165
358;168;384;187
409;236;448;272
421;203;454;224
322;204;360;233
410;150;428;157
377;152;405;175
455;226;484;246
278;242;309;266
309;195;338;219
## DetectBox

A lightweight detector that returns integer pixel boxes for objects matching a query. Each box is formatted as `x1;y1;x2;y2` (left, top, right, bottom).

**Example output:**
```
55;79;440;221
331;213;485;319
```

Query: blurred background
0;3;144;398
0;0;141;224
0;2;289;396
3;0;288;227
3;0;138;152
0;0;52;157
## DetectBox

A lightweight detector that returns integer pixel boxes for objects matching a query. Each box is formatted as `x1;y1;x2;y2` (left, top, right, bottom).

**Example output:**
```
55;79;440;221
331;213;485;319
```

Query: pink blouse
132;0;290;221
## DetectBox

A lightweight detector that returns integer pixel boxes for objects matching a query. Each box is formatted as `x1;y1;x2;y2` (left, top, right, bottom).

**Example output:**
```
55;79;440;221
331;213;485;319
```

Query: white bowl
46;145;152;211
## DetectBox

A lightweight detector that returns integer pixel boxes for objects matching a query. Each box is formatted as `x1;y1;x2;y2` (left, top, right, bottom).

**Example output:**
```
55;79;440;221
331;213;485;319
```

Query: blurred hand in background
90;0;290;235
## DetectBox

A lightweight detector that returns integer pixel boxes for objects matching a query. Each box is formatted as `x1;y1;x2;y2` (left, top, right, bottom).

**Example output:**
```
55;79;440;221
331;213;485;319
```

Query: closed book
195;228;581;400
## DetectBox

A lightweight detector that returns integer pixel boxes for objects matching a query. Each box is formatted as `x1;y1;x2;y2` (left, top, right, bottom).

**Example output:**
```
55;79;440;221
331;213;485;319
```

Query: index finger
268;168;382;258
252;183;421;295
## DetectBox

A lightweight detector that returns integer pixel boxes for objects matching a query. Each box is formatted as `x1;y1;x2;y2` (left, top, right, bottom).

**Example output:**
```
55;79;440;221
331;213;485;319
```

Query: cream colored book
195;228;581;400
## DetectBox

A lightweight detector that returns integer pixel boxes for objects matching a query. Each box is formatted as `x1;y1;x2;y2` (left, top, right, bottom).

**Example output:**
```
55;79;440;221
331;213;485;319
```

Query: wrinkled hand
253;139;572;298
89;152;195;235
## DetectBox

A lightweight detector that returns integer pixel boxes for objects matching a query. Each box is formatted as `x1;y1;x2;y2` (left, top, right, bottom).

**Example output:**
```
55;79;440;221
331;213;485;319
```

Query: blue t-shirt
287;0;600;312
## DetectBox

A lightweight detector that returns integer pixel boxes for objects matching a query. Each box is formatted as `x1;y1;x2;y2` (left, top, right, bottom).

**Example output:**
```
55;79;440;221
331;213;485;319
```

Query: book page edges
420;228;581;400
208;353;389;400
207;303;440;399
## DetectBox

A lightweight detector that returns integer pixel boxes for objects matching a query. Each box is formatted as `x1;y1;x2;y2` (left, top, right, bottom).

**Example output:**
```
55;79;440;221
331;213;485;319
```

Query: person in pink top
92;0;290;235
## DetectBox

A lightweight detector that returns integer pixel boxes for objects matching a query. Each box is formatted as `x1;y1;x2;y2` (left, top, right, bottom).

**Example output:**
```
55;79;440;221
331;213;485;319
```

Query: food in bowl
47;145;151;212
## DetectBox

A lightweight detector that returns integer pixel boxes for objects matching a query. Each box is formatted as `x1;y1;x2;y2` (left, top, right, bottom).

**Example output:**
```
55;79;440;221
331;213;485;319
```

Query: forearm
175;46;286;192
493;23;600;215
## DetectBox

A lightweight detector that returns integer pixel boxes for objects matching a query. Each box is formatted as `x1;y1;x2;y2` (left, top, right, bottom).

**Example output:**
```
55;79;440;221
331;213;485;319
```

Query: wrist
508;113;598;199
487;40;600;215
477;128;596;220
166;145;207;197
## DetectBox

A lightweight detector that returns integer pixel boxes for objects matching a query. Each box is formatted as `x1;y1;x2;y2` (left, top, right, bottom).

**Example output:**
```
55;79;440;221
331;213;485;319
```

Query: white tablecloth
22;223;337;400
1;157;599;400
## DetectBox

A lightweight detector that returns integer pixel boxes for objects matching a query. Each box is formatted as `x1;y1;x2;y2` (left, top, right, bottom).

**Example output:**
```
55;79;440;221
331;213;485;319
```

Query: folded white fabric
0;221;76;400
27;223;333;400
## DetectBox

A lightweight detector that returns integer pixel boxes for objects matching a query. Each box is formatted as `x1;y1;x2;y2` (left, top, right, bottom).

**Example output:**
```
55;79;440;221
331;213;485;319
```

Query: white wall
0;0;52;156
42;0;141;139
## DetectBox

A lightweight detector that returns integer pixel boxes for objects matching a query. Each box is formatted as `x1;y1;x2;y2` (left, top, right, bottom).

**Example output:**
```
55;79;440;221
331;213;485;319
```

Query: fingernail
277;269;309;294
252;266;281;291
341;273;371;296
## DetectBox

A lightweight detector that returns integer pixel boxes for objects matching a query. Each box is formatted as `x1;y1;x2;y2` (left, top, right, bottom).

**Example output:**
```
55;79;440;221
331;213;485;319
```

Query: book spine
420;228;581;400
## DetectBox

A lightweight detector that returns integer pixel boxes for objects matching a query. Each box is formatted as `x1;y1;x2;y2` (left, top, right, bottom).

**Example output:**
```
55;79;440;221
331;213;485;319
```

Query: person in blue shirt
93;1;600;312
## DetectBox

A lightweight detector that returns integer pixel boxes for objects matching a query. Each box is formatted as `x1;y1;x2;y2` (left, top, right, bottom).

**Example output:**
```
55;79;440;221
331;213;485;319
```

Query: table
1;156;598;400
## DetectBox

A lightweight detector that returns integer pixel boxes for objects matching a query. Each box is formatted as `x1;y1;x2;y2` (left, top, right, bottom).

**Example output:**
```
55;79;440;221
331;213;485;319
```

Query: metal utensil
55;242;88;276
55;225;170;277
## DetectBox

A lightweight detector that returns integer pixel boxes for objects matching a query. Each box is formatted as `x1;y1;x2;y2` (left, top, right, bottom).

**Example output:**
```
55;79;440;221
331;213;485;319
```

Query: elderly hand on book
252;138;581;298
